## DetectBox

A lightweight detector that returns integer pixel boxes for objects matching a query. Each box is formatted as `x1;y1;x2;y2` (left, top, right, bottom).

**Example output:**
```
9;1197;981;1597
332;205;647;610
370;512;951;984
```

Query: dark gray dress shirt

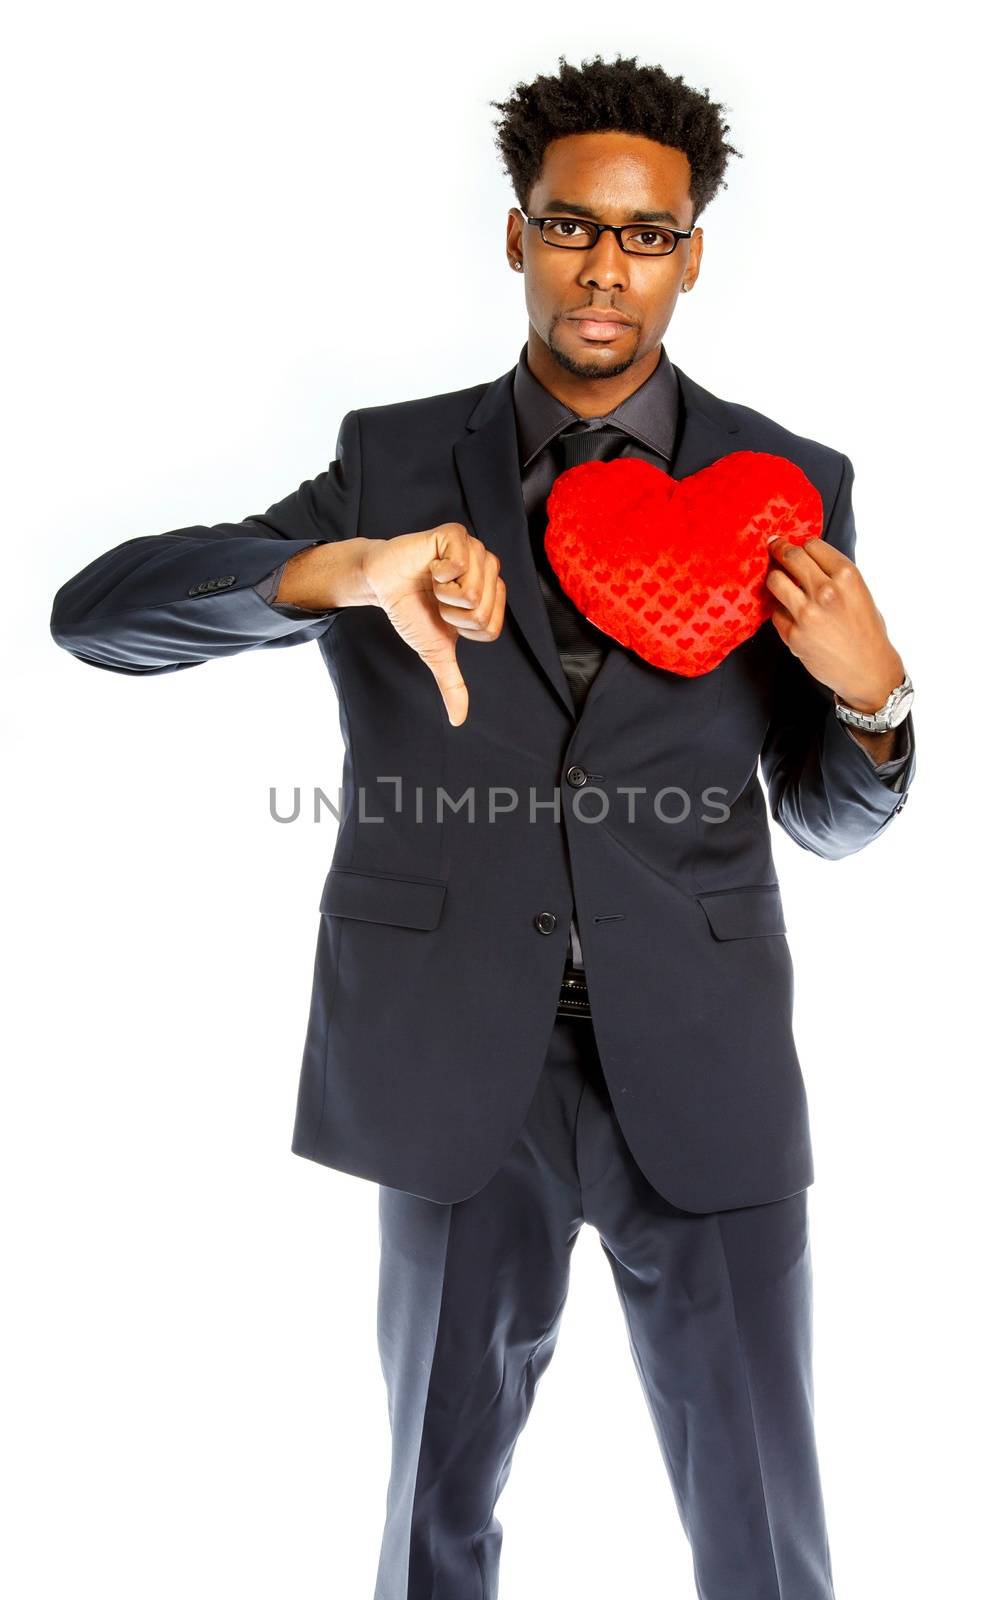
256;341;912;969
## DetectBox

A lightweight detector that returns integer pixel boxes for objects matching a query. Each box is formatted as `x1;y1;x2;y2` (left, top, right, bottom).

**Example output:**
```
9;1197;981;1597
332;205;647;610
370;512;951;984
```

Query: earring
514;261;523;271
681;282;691;292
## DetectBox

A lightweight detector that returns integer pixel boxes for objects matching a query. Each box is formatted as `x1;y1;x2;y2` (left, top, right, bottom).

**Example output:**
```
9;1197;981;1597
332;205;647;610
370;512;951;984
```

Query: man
51;52;915;1600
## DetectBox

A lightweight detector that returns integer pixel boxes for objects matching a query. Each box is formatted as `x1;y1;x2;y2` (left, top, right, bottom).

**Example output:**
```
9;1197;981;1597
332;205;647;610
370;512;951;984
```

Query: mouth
567;316;633;343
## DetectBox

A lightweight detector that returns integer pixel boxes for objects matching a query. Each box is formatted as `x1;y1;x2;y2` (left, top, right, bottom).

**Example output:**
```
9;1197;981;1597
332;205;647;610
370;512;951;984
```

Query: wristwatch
834;672;914;733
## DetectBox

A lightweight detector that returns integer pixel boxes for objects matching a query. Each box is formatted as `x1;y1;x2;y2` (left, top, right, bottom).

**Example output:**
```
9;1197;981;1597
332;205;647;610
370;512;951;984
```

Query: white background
5;2;988;1595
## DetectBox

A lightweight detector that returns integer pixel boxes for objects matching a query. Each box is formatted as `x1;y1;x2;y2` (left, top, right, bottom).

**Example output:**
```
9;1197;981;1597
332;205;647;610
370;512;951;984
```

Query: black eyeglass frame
524;214;694;257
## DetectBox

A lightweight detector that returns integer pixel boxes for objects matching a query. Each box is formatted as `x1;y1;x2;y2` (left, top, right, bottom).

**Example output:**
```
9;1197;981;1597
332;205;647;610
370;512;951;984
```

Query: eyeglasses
525;214;693;257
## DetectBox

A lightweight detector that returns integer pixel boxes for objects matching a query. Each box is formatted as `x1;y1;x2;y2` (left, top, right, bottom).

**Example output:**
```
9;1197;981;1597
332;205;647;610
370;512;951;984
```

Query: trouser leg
372;1009;837;1600
372;1019;585;1600
576;1040;837;1600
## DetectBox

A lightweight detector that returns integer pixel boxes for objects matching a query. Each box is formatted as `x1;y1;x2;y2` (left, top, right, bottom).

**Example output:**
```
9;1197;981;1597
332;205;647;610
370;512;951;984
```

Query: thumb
421;635;469;728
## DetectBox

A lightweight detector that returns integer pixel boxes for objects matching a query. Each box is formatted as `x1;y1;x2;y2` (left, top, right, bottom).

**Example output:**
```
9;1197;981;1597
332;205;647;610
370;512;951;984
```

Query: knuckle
438;521;470;550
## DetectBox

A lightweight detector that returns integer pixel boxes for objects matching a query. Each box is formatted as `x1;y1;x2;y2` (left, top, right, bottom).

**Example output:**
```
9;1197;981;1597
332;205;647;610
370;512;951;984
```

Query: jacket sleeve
49;408;363;675
759;452;917;859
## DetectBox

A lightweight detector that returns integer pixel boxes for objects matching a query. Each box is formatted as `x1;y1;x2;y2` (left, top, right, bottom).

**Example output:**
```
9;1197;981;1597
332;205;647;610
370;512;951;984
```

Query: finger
473;549;499;622
487;574;507;638
429;554;469;588
463;550;500;633
438;556;508;636
431;564;481;609
437;547;500;629
430;523;476;599
436;608;492;633
457;571;506;641
768;533;853;590
767;598;796;644
766;537;829;596
765;564;806;619
786;535;851;576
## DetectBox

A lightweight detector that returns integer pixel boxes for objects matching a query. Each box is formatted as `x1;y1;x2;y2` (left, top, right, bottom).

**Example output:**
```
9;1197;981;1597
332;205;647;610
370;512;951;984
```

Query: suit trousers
372;1012;837;1600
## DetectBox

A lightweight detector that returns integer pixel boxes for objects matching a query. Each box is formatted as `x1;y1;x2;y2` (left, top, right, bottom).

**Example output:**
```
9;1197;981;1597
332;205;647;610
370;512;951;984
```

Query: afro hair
490;53;742;225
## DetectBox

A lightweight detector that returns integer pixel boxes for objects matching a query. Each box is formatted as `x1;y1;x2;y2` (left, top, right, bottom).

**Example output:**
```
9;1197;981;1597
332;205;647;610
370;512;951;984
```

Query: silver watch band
834;672;914;733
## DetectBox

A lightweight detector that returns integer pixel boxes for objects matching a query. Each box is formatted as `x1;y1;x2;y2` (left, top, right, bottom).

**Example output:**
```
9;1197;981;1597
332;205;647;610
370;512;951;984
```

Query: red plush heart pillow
544;451;823;676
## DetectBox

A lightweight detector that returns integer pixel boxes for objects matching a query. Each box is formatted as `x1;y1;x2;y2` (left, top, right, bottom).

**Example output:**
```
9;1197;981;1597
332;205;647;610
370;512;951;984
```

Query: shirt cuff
839;715;912;788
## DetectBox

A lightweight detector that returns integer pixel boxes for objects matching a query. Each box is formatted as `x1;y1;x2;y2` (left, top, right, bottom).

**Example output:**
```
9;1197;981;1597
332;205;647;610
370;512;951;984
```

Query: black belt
557;963;592;1019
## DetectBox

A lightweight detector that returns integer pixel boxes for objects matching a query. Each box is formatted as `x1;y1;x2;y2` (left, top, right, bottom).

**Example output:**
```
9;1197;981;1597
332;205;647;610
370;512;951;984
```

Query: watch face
890;688;914;727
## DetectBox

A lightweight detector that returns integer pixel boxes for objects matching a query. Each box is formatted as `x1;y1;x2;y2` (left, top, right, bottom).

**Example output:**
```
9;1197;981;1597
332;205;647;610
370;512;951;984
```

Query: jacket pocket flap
695;884;787;940
319;867;448;930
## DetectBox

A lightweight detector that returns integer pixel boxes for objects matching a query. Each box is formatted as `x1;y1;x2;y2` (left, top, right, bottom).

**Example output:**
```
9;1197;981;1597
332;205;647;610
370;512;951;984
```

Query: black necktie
532;421;634;717
552;420;631;472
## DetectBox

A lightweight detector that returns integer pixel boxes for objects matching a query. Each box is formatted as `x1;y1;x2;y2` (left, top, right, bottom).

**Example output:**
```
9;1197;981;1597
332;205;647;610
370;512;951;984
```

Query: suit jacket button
534;911;557;934
566;765;588;787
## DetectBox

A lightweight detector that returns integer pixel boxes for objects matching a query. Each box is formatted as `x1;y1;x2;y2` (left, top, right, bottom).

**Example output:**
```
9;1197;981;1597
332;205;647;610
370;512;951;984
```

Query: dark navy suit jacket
50;356;917;1210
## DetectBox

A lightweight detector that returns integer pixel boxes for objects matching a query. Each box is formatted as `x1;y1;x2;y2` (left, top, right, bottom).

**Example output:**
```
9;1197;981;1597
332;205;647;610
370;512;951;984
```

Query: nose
578;230;631;291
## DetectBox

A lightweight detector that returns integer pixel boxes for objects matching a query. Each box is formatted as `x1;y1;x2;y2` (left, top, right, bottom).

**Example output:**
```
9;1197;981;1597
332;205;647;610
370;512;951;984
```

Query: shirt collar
511;337;680;471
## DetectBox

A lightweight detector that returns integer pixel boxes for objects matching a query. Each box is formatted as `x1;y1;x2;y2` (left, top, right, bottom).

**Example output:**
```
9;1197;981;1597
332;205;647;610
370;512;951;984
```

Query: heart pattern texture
544;450;824;676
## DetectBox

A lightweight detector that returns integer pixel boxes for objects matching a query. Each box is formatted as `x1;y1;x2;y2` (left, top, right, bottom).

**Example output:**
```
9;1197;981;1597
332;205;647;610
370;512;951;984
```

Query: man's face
507;130;703;381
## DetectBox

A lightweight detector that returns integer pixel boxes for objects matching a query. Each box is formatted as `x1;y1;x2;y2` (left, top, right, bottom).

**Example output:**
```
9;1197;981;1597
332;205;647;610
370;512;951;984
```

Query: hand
361;523;506;727
765;536;904;711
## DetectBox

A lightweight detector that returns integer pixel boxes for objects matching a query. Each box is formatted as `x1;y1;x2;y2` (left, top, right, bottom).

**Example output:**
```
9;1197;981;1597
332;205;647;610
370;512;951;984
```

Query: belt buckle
558;966;591;1018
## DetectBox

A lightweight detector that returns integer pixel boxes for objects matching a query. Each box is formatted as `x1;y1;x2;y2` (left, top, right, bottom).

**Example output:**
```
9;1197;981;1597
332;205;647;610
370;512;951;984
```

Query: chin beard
547;327;640;380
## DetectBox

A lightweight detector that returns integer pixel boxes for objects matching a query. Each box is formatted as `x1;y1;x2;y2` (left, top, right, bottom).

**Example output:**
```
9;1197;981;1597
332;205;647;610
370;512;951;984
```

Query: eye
625;229;678;253
547;219;593;239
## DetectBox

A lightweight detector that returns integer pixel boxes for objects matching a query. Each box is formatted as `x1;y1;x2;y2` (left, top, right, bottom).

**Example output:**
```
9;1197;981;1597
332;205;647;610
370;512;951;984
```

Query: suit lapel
454;370;577;718
452;359;742;724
